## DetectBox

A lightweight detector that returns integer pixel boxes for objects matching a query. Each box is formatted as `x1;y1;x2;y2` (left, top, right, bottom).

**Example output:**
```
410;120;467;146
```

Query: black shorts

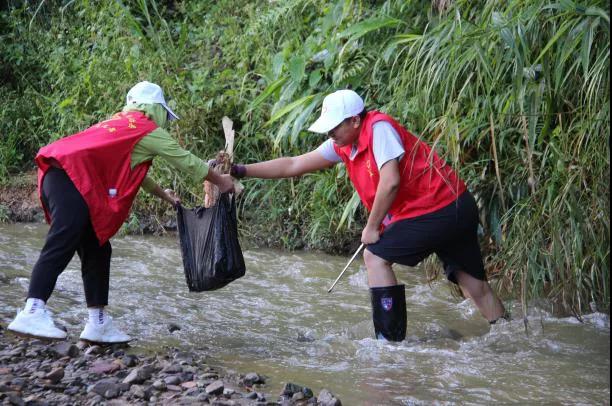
366;191;486;284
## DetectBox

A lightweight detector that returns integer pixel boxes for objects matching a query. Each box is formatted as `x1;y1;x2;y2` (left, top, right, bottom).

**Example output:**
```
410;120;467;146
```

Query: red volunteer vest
35;111;158;245
333;111;466;227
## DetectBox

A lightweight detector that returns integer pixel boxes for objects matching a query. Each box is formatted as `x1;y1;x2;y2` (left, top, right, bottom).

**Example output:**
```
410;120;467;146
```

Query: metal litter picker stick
327;243;365;293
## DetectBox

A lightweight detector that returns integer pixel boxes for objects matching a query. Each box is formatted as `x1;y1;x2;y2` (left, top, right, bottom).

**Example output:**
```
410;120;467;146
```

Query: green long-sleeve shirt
122;103;208;193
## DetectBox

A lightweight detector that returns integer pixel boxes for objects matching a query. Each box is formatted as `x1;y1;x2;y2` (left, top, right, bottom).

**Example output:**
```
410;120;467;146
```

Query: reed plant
0;0;608;313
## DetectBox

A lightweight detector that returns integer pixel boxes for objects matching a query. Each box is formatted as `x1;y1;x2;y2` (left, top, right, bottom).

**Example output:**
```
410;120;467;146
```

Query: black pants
27;167;111;306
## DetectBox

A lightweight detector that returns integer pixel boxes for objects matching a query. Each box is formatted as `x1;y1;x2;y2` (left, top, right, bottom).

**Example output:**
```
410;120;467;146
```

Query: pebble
44;367;64;384
318;389;341;406
122;366;152;384
50;342;79;358
168;323;181;333
164;375;181;385
152;379;166;391
205;380;224;395
244;372;265;385
0;329;342;406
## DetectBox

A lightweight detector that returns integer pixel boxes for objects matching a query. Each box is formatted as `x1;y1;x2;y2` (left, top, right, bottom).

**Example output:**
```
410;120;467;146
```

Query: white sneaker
7;308;68;340
79;316;131;344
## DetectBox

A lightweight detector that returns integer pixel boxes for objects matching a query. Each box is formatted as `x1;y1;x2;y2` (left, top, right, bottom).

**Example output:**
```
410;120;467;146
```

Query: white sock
24;298;45;314
88;307;108;325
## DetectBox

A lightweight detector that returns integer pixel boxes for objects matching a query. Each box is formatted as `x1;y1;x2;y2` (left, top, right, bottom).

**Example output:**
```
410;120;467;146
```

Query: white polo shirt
316;121;405;169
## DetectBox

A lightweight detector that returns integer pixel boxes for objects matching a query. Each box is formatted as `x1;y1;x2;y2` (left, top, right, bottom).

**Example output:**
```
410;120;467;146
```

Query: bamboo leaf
336;191;361;231
248;76;288;112
338;17;402;41
266;94;317;126
533;20;572;64
581;18;594;74
288;55;306;83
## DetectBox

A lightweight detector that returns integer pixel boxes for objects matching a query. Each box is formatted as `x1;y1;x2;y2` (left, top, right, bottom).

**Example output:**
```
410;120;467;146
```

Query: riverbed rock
205;380;224;395
121;354;138;367
168;323;181;333
181;381;197;390
164;375;182;385
89;360;121;374
122;366;152;384
152;379;166;391
281;382;305;396
161;363;183;374
44;367;64;384
49;342;79;358
317;389;341;406
0;330;342;406
89;379;122;399
243;372;265;386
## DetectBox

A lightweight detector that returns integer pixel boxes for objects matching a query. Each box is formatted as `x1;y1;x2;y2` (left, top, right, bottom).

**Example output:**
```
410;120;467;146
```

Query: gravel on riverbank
0;326;342;406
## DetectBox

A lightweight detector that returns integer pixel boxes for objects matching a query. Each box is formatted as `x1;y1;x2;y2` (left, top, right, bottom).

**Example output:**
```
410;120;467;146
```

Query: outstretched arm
243;150;335;179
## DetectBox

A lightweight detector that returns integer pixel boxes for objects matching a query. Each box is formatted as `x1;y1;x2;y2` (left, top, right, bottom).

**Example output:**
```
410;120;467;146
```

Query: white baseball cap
126;81;179;121
307;89;364;133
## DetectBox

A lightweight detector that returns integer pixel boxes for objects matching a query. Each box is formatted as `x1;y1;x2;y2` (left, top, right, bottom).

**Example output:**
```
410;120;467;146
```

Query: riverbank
0;171;176;237
0;171;361;254
0;326;342;406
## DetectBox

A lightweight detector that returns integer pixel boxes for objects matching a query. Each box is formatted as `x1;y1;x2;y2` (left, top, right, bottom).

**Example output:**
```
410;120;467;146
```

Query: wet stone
161;363;183;374
84;346;103;356
211;400;237;406
89;360;120;375
164;375;181;385
205;380;224;395
50;342;79;358
185;387;203;397
318;389;341;406
122;366;152;384
243;372;265;386
181;381;197;390
168;323;181;333
122;355;138;367
152;379;166;391
6;393;25;406
201;372;218;380
281;382;304;396
43;368;64;384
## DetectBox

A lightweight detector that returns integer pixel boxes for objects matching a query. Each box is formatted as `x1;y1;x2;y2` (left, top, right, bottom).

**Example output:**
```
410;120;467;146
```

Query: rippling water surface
0;223;609;405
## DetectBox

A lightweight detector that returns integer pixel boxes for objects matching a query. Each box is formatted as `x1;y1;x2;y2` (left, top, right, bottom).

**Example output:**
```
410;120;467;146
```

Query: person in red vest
230;89;506;341
7;81;234;343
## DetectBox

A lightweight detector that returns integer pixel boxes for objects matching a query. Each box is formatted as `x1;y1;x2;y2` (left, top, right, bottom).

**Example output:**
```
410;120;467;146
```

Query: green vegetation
1;0;609;314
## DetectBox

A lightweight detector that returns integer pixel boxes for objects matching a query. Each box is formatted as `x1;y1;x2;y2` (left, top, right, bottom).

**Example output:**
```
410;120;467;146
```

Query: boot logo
381;297;393;311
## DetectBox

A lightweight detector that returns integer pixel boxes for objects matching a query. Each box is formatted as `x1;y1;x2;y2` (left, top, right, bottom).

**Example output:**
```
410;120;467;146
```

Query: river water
0;223;609;405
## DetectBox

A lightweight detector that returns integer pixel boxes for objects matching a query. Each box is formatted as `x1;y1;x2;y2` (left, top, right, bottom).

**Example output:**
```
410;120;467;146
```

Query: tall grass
0;0;608;313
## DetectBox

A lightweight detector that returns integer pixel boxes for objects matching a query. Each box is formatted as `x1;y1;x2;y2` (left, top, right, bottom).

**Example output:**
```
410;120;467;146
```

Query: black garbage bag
176;194;245;291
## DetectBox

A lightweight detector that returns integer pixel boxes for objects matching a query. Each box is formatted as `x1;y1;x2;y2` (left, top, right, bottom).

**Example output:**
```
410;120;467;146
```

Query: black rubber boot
370;284;407;341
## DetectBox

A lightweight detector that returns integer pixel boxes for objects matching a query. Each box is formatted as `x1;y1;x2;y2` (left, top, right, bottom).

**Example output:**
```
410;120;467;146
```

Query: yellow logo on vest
366;159;374;178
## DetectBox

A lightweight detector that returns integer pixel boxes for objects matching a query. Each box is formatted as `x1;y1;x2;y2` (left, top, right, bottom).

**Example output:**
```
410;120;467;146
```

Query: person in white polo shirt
229;89;506;341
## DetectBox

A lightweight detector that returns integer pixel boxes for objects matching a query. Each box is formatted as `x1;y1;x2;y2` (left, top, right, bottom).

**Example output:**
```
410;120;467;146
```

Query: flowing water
0;223;609;405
